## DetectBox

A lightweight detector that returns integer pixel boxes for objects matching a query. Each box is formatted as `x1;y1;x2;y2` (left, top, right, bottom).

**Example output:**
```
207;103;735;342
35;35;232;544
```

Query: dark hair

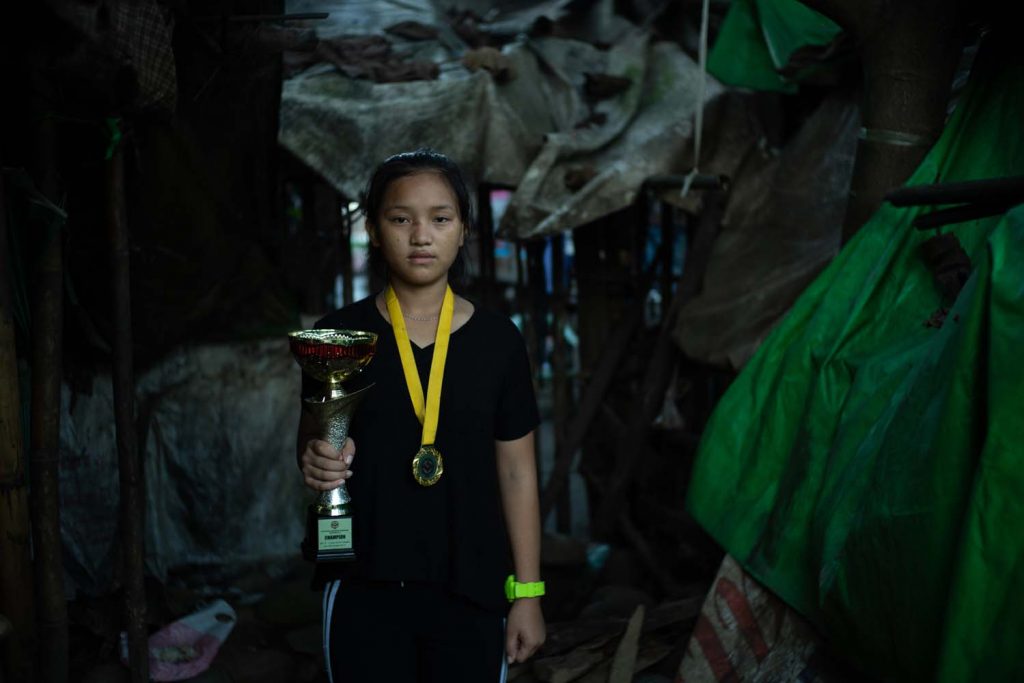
361;148;474;284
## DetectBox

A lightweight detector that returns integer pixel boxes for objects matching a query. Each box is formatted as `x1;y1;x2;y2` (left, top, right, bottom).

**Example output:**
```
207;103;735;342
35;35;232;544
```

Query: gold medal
385;285;454;486
411;445;444;486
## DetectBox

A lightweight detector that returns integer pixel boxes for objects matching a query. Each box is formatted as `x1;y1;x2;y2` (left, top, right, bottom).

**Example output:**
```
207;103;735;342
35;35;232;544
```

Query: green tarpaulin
686;45;1024;683
708;0;841;92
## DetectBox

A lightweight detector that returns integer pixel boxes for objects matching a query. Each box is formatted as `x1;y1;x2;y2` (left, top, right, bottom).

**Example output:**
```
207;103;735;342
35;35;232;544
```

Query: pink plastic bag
121;598;237;681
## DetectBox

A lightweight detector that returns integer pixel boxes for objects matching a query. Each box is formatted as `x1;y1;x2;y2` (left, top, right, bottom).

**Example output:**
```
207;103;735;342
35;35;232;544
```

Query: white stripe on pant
323;580;341;683
322;581;509;682
499;618;508;683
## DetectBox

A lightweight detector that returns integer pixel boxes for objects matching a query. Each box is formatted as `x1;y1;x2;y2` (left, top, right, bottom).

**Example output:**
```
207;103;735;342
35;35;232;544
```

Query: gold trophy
289;329;377;562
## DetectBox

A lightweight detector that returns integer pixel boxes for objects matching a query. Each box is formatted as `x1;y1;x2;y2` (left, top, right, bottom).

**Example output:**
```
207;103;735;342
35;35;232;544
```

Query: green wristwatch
505;574;545;602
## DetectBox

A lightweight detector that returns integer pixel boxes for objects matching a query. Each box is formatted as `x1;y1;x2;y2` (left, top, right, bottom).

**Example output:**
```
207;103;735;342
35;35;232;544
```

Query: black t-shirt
302;295;540;613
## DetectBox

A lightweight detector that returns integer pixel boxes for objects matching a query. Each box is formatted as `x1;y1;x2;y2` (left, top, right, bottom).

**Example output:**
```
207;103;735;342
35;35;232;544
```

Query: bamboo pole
108;132;149;683
29;113;68;683
886;176;1024;207
913;202;1014;230
0;172;35;683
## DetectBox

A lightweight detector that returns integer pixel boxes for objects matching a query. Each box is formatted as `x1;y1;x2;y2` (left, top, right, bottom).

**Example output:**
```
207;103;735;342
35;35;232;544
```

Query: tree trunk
799;0;963;242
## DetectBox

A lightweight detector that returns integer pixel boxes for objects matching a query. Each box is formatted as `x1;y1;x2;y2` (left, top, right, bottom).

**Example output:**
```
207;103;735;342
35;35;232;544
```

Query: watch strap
505;574;545;602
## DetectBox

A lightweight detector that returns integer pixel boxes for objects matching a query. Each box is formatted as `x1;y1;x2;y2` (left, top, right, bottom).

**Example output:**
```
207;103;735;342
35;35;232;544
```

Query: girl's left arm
496;432;546;664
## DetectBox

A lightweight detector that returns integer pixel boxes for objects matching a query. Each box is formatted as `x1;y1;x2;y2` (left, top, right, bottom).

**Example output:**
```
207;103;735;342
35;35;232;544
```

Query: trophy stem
316;486;351;516
302;384;373;516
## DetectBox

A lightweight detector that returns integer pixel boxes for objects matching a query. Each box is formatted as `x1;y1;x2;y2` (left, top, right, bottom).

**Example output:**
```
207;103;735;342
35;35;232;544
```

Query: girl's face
370;171;465;288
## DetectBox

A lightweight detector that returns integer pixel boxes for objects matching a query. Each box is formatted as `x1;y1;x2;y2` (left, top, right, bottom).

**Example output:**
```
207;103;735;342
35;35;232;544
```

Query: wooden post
659;201;674;315
28;111;68;683
514;241;529;344
549;234;571;533
568;211;643;522
0;172;35;683
307;182;341;311
299;180;320;311
340;200;353;306
108;132;149;683
476;185;496;308
524;240;548;377
539;239;668;522
596;191;725;538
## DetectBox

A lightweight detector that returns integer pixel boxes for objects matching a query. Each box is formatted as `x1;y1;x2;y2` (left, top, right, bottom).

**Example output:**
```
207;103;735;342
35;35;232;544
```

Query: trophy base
302;505;356;563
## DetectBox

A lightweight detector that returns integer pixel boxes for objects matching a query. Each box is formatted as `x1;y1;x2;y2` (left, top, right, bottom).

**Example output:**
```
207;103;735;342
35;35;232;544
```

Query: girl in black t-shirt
296;150;545;682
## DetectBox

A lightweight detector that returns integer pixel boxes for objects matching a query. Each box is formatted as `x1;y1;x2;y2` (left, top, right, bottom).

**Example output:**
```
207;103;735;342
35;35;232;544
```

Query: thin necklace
403;312;439;322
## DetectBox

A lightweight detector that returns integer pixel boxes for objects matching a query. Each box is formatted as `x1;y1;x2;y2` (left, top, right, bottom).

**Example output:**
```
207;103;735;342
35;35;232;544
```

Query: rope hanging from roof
681;0;711;198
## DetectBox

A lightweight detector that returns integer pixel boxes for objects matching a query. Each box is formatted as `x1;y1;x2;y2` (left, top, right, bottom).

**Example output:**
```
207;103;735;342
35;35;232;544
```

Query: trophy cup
288;329;377;562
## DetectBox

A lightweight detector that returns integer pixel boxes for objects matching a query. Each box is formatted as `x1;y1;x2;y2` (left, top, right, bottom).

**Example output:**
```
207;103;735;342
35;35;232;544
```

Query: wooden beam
108;134;149;683
195;12;330;23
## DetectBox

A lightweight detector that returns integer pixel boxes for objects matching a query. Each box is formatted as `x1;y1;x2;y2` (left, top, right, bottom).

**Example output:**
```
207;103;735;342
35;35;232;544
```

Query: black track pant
322;580;507;683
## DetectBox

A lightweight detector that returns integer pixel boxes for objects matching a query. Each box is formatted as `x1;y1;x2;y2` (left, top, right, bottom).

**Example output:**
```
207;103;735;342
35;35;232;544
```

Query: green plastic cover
708;0;841;92
686;49;1024;683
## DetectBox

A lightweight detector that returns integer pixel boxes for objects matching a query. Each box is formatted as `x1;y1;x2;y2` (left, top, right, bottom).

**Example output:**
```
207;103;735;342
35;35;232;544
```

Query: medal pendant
412;445;444;486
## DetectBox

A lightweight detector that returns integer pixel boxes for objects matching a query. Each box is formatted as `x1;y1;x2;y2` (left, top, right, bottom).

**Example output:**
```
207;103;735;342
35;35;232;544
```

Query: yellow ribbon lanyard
385;285;454;485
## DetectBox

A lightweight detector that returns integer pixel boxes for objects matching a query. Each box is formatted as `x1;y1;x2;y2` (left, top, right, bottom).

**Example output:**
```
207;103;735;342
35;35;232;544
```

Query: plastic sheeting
685;47;1024;683
285;0;576;43
279;10;717;239
673;91;858;369
59;340;307;595
280;39;545;203
278;0;587;205
499;32;721;239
